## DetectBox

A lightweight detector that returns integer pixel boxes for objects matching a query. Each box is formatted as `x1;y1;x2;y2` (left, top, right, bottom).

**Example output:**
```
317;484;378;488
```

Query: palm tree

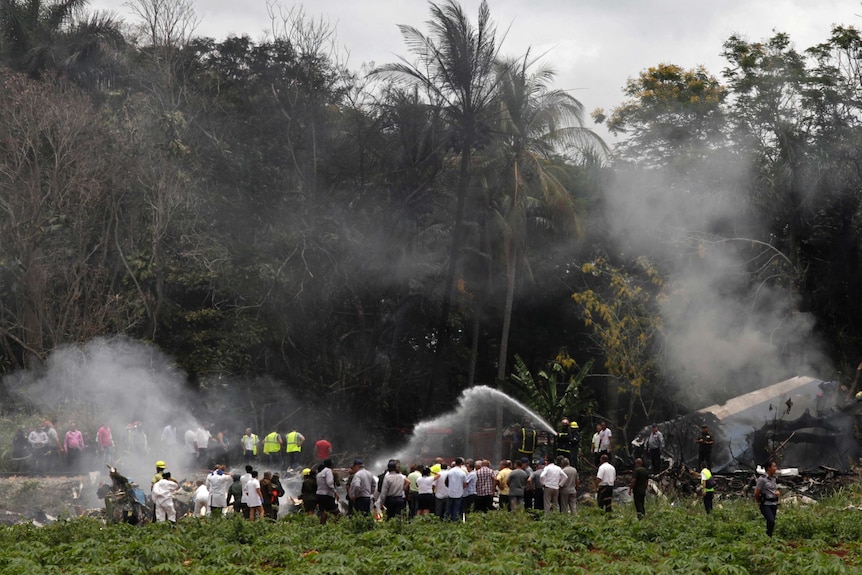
489;53;607;385
0;0;124;84
374;0;503;401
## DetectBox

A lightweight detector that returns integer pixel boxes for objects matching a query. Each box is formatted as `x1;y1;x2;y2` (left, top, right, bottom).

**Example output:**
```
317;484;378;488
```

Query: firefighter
515;422;538;461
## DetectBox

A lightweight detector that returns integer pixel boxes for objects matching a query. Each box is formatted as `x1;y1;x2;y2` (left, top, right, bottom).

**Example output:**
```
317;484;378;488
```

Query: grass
1;490;862;574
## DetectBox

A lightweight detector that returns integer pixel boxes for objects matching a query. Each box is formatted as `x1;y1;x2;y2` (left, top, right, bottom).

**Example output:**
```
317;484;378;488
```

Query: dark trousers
634;491;645;519
408;491;418;517
461;494;475;514
445;496;463;521
703;492;714;514
354;496;371;514
598;485;613;512
385;496;406;520
699;452;712;471
498;494;510;511
760;504;777;537
434;497;447;518
475;495;493;512
649;448;661;474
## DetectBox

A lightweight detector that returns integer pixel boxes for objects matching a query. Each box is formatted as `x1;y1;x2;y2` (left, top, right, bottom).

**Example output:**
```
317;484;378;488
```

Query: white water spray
371;385;557;471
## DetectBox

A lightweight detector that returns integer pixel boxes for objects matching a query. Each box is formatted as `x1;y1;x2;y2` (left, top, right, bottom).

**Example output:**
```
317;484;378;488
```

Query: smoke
4;336;203;479
603;160;828;408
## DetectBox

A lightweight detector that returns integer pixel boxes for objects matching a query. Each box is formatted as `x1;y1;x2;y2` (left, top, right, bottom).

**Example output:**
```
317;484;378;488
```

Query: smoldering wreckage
3;375;862;526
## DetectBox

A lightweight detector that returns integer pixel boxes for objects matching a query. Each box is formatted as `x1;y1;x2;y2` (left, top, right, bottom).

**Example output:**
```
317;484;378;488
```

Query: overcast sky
88;0;862;135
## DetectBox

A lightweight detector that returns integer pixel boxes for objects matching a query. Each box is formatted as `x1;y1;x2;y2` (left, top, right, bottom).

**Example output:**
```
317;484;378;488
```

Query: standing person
754;460;780;537
206;465;233;517
262;430;283;469
598;422;613;464
195;424;212;468
184;428;198;466
300;468;318;516
506;459;529;510
463;460;477;514
160;423;177;466
515;423;538;462
239;465;253;519
314;437;332;462
378;460;409;520
316;459;339;525
646;424;664;475
556;418;572;459
528;459;545;511
474;460;495;512
415;466;435;516
697;424;715;470
349;459;376;515
495;460;512;511
151;472;180;523
432;463;449;518
151;461;167;489
629;458;649;519
445;458;467;521
44;420;63;471
241;429;259;464
96;423;114;467
260;471;276;520
560;457;579;514
214;428;231;467
244;470;263;521
227;474;243;515
540;455;568;513
406;463;422;517
63;422;85;472
28;425;48;472
285;430;305;470
596;454;616;513
701;466;716;515
591;423;603;467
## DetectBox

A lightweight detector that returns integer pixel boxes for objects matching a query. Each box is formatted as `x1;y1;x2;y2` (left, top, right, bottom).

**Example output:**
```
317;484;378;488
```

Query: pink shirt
65;430;85;450
97;426;112;447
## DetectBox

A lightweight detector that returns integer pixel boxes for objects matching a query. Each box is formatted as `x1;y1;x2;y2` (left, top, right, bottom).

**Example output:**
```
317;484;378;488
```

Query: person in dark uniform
754;460;780;537
697;424;715;470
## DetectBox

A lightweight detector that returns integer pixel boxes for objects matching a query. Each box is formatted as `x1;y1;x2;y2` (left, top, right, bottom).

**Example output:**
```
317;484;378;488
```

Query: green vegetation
2;493;862;574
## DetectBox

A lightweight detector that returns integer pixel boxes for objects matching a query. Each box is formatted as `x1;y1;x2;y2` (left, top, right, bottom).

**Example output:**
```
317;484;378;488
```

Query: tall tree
490;54;605;386
0;0;123;84
375;0;502;405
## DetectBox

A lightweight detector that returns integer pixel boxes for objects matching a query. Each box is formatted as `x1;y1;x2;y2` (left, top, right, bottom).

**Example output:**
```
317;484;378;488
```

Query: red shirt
315;439;332;460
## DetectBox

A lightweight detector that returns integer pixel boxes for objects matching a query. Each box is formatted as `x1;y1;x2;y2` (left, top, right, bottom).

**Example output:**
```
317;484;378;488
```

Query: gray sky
88;0;862;136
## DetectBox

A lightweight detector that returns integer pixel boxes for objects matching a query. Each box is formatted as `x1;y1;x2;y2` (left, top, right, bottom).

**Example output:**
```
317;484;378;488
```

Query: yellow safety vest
286;431;302;453
702;468;715;493
263;432;280;454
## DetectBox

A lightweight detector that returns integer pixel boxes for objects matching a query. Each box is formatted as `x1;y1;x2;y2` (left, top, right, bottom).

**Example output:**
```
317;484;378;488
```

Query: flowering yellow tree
571;256;665;438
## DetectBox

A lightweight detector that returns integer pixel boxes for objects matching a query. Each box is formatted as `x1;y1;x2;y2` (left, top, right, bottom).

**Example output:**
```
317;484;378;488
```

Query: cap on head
352;458;364;467
155;460;166;469
302;468;311;476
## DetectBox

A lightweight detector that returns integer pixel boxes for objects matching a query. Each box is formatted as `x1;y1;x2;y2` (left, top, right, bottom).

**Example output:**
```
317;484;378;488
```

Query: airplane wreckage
633;375;862;472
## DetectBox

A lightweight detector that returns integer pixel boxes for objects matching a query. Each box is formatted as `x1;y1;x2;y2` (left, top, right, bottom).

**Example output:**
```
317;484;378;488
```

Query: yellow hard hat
570;421;579;429
155;460;166;468
302;468;311;476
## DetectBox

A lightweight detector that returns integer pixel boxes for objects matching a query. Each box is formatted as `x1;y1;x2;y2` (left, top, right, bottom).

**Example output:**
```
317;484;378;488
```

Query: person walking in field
754;460;780;537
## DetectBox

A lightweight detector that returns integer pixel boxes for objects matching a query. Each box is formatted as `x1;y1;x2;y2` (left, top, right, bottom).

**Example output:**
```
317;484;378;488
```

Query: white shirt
540;462;568;490
597;461;616;486
244;478;262;507
184;429;197;454
417;475;435;495
206;471;233;508
239;472;252;503
161;425;176;445
152;479;179;505
446;467;467;498
241;434;257;451
196;427;211;449
598;428;612;451
434;470;449;499
194;484;209;504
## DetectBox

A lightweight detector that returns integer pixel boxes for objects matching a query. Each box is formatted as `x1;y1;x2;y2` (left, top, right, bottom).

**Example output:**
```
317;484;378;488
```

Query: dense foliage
2;0;862;447
2;494;862;574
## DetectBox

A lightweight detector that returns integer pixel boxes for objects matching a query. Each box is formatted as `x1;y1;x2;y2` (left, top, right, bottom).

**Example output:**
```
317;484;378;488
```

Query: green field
2;492;862;575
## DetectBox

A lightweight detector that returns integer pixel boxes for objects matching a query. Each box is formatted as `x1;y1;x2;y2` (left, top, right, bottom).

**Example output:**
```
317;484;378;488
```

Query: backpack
705;476;716;489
